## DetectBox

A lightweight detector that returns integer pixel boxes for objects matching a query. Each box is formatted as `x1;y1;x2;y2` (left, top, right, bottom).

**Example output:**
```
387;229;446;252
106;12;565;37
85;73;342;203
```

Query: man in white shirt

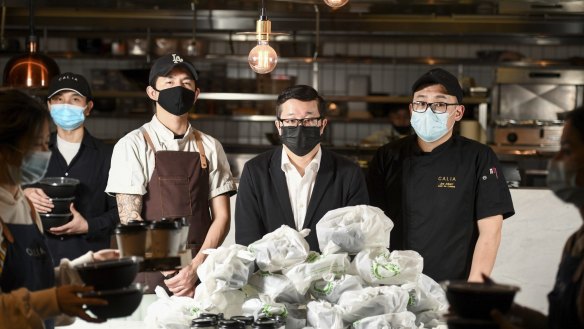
235;85;369;251
106;53;237;296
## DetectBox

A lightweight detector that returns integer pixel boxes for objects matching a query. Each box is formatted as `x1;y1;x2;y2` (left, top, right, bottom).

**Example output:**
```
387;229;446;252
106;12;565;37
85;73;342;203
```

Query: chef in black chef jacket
367;68;515;282
24;72;119;266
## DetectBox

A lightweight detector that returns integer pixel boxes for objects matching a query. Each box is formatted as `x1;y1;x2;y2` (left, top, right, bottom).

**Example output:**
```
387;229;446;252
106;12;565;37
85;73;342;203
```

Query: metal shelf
92;91;488;104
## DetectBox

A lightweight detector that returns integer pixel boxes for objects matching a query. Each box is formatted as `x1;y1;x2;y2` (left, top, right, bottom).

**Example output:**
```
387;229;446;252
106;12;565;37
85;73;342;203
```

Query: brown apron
135;128;212;294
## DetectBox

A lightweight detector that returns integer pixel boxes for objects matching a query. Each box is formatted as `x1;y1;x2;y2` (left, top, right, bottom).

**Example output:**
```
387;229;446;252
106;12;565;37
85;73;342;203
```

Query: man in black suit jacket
235;85;369;251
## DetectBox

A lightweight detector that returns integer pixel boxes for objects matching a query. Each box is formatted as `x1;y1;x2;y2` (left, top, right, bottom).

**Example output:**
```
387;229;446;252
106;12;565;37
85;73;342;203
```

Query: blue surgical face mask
410;109;454;143
50;104;86;131
546;159;584;208
8;150;52;185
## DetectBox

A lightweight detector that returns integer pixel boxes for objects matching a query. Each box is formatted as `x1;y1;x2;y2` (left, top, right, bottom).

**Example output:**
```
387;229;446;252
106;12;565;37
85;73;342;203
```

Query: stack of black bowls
75;256;144;319
444;280;520;329
37;177;79;232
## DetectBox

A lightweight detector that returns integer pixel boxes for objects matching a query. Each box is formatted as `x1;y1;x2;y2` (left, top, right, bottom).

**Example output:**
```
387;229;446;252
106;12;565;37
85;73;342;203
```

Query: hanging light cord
259;0;267;20
28;0;34;37
191;0;196;42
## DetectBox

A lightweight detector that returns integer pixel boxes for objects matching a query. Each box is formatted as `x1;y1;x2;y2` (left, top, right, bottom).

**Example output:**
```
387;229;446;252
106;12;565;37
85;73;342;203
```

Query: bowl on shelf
75;256;142;291
81;283;144;319
38;177;80;199
443;280;520;320
40;197;74;214
39;213;73;231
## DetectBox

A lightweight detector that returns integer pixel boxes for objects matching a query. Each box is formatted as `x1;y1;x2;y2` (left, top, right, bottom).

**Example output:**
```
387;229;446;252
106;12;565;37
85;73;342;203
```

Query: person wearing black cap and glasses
106;53;236;297
367;68;515;283
23;72;119;267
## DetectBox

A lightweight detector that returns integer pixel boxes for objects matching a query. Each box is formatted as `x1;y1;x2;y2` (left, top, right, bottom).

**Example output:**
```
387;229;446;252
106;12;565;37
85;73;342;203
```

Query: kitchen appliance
491;67;584;186
492;67;584;153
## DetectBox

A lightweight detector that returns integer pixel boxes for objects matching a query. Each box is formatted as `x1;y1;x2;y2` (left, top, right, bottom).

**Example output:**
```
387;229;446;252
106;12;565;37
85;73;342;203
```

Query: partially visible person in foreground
0;89;118;329
493;106;584;329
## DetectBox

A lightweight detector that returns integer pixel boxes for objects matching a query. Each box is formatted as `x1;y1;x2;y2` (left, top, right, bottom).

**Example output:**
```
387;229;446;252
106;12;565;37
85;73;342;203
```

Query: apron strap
141;128;157;152
0;215;14;244
192;130;208;169
25;197;42;233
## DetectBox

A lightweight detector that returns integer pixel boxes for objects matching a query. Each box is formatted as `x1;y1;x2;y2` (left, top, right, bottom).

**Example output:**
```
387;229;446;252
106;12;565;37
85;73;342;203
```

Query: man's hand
164;262;199;297
49;203;89;235
23;187;53;213
56;285;107;323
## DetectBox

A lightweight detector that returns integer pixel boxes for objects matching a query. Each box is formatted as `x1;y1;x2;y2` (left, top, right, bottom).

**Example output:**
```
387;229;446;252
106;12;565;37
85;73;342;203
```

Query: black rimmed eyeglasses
277;117;323;127
411;101;459;114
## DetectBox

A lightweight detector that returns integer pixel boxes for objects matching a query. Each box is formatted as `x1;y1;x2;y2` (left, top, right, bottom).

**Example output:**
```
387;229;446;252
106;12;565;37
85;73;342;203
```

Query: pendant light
324;0;349;9
2;0;60;88
247;0;278;74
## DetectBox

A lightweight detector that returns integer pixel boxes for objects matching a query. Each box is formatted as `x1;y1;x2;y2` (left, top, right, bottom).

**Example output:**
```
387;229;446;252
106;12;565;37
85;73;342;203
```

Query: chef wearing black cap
106;53;236;296
367;68;515;282
23;72;119;266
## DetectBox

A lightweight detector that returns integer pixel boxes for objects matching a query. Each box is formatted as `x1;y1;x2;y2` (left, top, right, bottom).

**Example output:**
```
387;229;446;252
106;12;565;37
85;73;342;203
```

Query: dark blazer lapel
269;147;296;229
303;149;334;229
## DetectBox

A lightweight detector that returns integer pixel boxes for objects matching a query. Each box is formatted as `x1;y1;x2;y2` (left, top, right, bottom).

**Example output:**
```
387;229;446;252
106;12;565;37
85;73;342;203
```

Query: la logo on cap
171;54;183;64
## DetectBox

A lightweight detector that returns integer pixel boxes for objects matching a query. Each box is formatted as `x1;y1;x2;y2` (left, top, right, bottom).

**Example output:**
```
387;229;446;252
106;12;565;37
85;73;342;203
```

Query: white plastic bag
349;248;423;285
337;286;410;324
248;270;309;304
352;312;420;329
402;273;448;327
282;252;350;294
306;301;344;329
316;205;393;255
249;225;311;272
193;281;246;318
242;295;288;319
308;274;364;304
196;244;255;290
145;286;202;329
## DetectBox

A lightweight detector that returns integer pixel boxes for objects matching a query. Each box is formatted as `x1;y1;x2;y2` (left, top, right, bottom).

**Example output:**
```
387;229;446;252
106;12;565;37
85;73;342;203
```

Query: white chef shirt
106;115;237;199
281;147;322;230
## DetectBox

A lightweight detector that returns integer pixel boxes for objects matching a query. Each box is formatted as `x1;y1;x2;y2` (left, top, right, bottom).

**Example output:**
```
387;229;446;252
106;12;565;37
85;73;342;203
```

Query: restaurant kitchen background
1;0;584;187
2;0;584;318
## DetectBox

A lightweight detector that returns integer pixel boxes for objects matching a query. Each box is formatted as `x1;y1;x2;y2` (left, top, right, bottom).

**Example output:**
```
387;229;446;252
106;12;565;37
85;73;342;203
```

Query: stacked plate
75;256;145;319
37;177;79;231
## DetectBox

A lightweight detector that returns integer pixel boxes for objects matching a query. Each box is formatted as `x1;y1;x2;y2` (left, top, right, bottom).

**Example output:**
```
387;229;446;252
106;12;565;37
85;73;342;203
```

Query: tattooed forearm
115;194;143;224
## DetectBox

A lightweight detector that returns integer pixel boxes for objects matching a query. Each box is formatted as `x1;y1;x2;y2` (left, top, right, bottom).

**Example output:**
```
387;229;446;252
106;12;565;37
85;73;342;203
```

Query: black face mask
280;126;321;156
155;86;196;116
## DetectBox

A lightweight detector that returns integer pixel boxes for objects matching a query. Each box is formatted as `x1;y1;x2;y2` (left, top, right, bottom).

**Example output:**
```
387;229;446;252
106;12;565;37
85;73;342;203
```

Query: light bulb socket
255;19;271;42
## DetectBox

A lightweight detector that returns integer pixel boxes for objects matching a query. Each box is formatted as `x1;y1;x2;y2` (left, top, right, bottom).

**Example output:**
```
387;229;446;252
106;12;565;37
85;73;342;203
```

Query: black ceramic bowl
444;281;519;320
81;283;144;319
41;197;74;214
38;177;80;198
76;256;142;291
39;213;72;231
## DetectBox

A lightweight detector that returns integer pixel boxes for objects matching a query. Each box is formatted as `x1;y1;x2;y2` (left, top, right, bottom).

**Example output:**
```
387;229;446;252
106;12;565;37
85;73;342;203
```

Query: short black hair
567;106;584;142
275;85;326;118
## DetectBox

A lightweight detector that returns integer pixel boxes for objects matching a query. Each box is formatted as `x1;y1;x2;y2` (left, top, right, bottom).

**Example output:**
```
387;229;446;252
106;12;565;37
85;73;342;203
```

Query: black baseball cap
47;72;93;101
411;68;463;103
148;53;199;87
